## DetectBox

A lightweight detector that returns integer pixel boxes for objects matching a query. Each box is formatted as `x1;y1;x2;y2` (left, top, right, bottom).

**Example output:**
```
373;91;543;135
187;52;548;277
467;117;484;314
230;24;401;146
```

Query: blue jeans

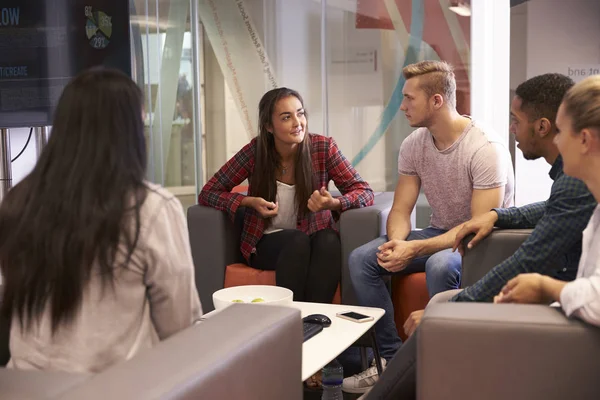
348;228;461;361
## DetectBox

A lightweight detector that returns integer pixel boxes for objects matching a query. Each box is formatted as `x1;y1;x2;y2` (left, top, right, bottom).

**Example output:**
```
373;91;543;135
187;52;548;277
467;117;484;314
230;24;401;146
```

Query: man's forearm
386;209;411;241
411;224;464;257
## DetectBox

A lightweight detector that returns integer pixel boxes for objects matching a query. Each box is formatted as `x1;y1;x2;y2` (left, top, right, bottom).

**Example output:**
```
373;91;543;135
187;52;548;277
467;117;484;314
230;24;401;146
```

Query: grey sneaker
342;358;387;393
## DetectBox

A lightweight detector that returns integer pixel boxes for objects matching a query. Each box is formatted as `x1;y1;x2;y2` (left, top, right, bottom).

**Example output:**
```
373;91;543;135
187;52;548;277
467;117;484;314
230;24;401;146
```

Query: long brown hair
0;68;147;334
249;88;315;224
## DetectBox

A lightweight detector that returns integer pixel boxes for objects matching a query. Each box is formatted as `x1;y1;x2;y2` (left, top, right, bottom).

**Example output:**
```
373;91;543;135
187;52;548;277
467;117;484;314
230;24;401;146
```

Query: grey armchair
1;305;303;400
415;228;600;399
418;302;600;400
188;192;394;311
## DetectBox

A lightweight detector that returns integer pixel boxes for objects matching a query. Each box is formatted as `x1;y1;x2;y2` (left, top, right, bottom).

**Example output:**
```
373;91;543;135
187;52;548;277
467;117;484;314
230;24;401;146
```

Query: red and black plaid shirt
199;134;374;263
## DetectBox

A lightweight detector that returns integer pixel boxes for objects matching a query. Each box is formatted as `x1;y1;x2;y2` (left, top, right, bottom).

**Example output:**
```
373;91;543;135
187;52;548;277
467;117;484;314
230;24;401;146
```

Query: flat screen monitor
0;0;131;128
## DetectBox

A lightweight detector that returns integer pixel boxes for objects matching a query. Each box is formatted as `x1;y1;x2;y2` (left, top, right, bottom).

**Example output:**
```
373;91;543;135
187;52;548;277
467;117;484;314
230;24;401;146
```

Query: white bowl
212;285;294;311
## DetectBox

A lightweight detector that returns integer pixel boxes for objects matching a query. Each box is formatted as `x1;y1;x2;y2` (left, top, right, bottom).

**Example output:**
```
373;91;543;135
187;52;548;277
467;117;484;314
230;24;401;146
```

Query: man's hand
495;273;550;304
308;187;341;212
376;239;417;272
246;197;278;218
452;211;499;256
404;309;424;338
493;292;505;303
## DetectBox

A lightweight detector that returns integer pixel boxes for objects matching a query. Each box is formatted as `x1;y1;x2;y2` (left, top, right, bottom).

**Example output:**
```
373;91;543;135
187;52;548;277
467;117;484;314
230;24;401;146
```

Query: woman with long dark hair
200;87;374;303
0;68;202;373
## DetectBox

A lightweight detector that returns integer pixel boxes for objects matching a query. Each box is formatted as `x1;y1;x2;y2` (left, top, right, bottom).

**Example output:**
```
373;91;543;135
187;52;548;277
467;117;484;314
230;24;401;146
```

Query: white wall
471;0;510;148
512;0;600;205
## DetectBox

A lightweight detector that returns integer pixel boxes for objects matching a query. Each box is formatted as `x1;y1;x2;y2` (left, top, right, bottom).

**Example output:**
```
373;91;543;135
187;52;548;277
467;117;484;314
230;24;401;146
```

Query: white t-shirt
264;181;298;234
560;204;600;327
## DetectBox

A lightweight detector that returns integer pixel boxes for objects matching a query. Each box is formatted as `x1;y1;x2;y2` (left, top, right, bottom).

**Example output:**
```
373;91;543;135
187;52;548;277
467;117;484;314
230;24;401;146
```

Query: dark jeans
250;228;341;303
365;330;417;400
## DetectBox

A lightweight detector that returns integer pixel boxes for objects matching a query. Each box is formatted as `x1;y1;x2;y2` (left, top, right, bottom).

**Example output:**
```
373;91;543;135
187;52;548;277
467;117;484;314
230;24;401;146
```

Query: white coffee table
291;301;384;381
201;301;384;381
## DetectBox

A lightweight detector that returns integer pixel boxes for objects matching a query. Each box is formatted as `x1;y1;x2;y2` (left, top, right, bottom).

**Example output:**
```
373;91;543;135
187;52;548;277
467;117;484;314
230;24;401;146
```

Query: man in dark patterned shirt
451;155;594;302
362;74;597;400
450;74;597;303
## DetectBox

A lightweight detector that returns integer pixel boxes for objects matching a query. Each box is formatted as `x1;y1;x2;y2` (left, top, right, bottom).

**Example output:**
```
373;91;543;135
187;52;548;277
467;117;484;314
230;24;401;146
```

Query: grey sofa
188;191;395;311
416;228;600;399
0;305;302;400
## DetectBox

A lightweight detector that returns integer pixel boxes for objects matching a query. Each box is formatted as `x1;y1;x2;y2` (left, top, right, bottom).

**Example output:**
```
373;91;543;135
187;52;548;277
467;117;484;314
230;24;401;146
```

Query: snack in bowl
213;285;293;310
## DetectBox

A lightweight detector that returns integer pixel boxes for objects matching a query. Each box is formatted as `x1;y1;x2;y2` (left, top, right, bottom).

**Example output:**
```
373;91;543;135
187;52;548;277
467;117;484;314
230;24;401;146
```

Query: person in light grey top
495;75;600;327
0;69;202;374
398;120;514;231
345;60;513;393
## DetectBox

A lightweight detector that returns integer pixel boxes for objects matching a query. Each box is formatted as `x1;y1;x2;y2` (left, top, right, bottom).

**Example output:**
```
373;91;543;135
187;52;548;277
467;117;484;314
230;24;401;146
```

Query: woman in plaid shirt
200;87;374;303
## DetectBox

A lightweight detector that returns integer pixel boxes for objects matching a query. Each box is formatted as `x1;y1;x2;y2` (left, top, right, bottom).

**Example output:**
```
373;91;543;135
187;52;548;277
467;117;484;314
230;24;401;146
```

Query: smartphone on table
336;311;374;323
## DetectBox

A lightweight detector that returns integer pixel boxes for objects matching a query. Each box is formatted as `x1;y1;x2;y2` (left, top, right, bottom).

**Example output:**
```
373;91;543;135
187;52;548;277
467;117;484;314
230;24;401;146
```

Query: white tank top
263;181;298;234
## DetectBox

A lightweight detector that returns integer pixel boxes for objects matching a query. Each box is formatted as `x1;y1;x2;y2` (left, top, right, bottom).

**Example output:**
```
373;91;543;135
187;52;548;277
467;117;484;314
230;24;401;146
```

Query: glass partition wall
130;0;203;210
132;0;472;224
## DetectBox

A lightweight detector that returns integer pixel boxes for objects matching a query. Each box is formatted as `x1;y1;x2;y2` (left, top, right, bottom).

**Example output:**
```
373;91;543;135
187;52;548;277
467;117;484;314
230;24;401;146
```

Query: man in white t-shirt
344;60;514;393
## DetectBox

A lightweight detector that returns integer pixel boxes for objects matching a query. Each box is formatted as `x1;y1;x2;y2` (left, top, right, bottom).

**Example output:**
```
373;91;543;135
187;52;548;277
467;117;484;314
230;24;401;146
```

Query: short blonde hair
402;60;456;108
562;75;600;136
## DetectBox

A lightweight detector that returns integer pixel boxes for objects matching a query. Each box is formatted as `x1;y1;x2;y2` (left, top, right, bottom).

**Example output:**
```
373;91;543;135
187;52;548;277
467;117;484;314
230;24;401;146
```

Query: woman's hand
242;196;278;218
308;187;341;212
495;273;550;304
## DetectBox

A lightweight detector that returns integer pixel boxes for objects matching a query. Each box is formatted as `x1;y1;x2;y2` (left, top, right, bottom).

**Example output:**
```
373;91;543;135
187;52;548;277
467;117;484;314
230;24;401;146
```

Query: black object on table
302;314;332;342
303;322;324;342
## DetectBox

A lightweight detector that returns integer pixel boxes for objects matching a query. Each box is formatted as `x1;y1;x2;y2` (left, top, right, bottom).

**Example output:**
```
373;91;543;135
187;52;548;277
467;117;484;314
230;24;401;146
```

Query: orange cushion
224;263;276;286
391;272;430;341
231;185;249;193
332;285;341;305
224;263;341;304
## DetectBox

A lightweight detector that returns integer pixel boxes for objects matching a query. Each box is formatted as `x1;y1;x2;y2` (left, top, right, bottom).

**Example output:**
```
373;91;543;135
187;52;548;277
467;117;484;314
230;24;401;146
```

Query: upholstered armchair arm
418;302;600;400
461;229;533;287
187;205;242;311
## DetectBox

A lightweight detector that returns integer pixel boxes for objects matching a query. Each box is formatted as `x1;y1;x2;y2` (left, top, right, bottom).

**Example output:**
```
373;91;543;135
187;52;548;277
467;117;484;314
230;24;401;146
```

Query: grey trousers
364;289;463;400
364;329;417;400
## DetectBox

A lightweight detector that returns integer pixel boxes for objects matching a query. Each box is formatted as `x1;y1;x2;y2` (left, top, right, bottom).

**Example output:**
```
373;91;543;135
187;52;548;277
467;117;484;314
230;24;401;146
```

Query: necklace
281;163;291;175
